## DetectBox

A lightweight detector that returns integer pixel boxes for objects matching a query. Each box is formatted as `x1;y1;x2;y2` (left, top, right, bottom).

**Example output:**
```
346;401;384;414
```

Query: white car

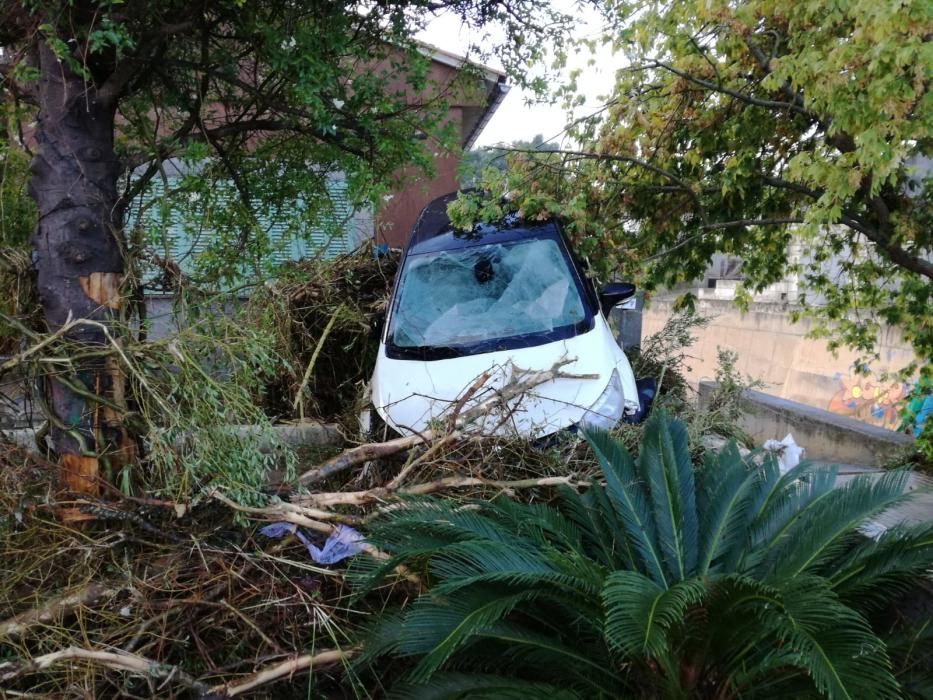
370;193;640;438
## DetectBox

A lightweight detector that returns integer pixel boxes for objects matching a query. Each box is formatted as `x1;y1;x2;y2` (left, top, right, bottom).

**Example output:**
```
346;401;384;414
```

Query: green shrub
356;412;933;699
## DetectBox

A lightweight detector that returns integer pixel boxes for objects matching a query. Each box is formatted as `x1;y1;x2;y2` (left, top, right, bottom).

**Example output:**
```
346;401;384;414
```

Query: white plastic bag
763;433;805;474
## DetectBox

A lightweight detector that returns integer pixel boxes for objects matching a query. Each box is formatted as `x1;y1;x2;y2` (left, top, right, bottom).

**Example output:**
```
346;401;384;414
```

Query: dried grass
0;419;604;698
0;444;367;699
0;247;39;355
248;245;399;430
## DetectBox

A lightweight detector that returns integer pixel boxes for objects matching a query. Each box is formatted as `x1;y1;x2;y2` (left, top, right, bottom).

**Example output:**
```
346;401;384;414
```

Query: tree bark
29;41;134;511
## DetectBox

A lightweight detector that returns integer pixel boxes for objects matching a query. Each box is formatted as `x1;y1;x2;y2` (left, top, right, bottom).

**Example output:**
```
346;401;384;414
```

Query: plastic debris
259;522;364;564
763;433;805;474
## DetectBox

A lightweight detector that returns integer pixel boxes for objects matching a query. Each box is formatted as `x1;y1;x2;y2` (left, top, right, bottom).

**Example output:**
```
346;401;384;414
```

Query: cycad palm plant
356;412;933;699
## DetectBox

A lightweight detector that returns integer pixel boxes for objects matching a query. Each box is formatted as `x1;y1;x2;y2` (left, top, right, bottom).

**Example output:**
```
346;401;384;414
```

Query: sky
417;4;621;148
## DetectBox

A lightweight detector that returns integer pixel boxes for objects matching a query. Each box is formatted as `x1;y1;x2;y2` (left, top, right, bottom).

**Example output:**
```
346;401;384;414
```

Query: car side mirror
599;282;636;315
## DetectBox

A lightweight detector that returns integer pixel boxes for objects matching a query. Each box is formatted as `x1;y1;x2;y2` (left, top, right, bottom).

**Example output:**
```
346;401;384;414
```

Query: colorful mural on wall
827;368;911;431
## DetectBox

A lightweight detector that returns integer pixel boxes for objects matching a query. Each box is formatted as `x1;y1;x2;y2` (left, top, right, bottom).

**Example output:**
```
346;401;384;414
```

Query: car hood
371;318;638;438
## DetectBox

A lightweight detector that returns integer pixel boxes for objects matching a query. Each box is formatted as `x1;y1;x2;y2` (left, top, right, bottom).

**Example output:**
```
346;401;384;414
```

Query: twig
221;600;283;653
382;371;494;490
204;647;357;698
0;313;77;373
292;303;344;416
298;475;585;509
297;358;587;485
210;490;333;534
0;646;208;693
298;431;428;485
0;583;123;639
385;434;456;491
446;371;491;433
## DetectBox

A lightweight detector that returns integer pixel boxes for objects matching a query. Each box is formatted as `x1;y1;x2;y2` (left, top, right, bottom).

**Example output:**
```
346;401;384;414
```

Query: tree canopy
0;0;569;495
460;133;560;186
453;0;932;375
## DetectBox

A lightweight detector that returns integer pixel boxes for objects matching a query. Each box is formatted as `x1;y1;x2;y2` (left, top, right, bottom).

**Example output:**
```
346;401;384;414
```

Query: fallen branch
298;474;585;509
384;372;492;491
0;583;123;639
0;646;207;693
204;647;357;698
210;491;334;534
297;359;590;485
298;431;431;485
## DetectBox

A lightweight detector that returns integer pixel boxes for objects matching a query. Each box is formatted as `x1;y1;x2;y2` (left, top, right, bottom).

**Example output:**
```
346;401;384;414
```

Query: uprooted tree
455;0;932;373
0;0;568;500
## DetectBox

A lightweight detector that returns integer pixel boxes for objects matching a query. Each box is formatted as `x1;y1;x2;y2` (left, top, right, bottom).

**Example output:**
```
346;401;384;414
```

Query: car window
389;238;587;348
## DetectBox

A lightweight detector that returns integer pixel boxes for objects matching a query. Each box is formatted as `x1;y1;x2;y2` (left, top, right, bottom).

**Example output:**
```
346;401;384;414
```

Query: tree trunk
29;41;135;513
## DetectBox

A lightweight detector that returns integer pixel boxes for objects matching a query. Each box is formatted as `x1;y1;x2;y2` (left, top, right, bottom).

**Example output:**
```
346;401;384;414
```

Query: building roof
417;42;510;149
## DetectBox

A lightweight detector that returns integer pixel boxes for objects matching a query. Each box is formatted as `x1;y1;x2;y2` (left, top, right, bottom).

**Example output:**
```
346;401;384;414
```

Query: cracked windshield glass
389;238;587;348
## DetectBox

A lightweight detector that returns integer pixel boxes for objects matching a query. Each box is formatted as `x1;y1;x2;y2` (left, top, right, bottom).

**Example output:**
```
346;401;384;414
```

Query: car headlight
582;368;625;431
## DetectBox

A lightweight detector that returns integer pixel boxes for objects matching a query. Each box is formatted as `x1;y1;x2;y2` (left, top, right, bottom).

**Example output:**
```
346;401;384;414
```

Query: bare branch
0;584;123;639
297;359;590;485
498;146;709;223
0;647;207;693
205;648;357;698
699;218;804;230
649;60;814;119
299;474;586;509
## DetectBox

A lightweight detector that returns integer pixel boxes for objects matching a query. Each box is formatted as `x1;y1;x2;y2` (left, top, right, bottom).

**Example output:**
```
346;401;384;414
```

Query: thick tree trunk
29;42;135;511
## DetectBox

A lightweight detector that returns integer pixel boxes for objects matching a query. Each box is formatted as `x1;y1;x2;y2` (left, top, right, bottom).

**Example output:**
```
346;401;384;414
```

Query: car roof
406;191;559;255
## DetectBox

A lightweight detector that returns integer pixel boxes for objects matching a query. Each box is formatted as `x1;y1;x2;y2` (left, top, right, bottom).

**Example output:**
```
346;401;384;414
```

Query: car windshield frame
384;222;596;361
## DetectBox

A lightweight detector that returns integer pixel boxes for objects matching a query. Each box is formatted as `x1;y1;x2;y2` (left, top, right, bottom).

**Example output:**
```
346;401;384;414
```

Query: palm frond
399;587;541;681
772;576;900;699
721;453;810;570
483;497;584;553
884;617;933;699
706;575;899;699
390;672;582;700
742;463;840;573
477;621;622;693
558;484;633;569
762;470;912;582
355;498;540;592
829;522;933;608
635;411;698;581
603;569;705;659
584;426;667;585
427;540;601;596
696;441;759;576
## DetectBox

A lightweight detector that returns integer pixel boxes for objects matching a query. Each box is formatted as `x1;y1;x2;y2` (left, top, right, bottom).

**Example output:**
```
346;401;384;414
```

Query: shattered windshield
388;237;588;350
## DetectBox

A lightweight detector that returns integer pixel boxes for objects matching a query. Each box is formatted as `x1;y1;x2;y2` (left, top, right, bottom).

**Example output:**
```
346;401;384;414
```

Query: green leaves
603;570;704;658
585;424;668;585
636;412;698;581
754;577;899;700
87;19;135;57
474;0;933;375
359;414;932;698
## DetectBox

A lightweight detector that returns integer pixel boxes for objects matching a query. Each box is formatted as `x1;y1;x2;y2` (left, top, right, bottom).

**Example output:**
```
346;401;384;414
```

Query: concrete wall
643;297;918;431
698;381;914;466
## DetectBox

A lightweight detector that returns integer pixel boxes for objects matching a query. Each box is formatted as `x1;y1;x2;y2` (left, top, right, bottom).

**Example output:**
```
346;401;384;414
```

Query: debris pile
0;442;362;698
0;377;601;697
0;262;748;697
249;245;400;428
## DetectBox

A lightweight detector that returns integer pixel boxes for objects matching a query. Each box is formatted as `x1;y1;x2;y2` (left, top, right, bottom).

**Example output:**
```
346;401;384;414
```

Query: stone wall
643;297;918;431
698;381;914;466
